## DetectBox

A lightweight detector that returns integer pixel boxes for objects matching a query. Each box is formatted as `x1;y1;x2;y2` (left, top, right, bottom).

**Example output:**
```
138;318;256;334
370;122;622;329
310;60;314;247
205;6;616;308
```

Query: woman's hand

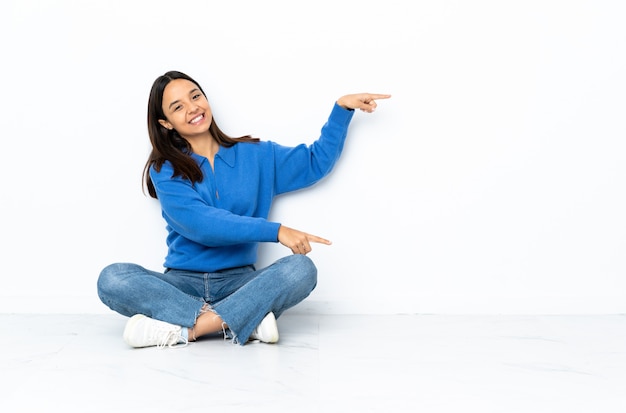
337;93;391;113
278;225;332;255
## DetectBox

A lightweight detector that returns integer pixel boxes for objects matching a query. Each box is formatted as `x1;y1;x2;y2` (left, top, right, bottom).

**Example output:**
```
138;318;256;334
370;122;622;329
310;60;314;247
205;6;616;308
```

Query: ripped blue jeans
97;254;317;345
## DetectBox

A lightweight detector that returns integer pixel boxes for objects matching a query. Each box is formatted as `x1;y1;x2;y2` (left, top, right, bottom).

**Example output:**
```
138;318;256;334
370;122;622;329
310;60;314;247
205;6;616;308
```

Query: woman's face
158;78;213;138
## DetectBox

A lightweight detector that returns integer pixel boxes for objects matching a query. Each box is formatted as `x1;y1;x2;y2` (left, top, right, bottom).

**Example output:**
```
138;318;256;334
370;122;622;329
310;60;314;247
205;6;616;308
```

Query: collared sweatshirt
150;103;354;272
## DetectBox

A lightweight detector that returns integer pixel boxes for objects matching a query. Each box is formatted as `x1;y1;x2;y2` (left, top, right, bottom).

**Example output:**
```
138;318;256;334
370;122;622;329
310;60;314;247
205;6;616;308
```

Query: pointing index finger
368;93;392;100
307;234;332;246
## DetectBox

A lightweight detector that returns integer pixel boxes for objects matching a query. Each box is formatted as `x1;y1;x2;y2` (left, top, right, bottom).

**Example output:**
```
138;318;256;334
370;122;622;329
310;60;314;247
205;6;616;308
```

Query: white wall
1;0;624;314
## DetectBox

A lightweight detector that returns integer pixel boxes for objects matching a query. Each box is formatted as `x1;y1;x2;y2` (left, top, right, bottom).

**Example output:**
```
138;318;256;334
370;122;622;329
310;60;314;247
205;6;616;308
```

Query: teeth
190;114;203;124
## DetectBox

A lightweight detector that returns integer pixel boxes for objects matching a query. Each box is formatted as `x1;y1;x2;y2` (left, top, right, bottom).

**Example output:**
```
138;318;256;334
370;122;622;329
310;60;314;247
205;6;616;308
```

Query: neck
187;134;219;166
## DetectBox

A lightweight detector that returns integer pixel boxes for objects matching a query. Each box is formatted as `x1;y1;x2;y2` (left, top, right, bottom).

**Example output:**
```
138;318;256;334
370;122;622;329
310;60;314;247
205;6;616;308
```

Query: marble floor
2;313;626;412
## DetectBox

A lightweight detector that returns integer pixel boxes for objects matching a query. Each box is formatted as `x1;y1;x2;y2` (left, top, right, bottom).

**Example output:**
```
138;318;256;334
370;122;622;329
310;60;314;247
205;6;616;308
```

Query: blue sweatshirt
150;103;354;272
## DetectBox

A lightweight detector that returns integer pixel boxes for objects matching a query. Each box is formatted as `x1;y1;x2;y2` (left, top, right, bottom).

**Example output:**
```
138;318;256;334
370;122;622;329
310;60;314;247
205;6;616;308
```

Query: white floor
2;313;626;412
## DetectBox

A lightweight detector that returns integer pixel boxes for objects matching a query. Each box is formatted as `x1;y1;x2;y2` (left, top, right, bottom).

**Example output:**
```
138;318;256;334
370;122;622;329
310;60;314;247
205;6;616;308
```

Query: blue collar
190;144;236;168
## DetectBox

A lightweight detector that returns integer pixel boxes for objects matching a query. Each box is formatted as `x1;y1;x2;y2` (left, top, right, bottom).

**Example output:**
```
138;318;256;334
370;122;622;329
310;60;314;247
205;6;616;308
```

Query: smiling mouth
189;114;204;124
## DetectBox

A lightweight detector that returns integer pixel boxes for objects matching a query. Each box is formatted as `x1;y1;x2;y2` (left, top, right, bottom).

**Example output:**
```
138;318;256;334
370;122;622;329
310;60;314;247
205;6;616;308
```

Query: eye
173;104;183;112
192;93;202;100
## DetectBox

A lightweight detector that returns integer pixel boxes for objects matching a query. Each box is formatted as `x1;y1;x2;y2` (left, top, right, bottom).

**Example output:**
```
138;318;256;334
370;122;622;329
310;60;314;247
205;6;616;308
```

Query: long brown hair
142;71;259;198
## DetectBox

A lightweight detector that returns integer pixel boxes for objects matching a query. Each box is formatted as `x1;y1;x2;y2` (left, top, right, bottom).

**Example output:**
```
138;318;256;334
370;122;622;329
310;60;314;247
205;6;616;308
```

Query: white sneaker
249;312;279;343
123;314;187;349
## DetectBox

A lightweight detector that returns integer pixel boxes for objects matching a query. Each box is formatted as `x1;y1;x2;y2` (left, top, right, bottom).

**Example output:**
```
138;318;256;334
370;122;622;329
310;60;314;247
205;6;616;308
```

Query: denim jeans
97;254;317;345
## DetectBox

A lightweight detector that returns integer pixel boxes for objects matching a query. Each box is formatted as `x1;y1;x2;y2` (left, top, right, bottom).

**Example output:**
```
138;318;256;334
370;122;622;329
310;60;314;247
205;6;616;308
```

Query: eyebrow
167;88;200;110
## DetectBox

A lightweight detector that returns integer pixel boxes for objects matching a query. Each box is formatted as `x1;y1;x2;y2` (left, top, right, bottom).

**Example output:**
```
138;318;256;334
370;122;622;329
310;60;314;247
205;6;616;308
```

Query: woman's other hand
337;93;391;113
278;225;332;255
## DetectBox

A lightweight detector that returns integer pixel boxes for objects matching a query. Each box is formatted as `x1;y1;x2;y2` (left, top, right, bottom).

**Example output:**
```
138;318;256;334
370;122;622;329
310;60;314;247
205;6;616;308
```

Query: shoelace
154;329;188;349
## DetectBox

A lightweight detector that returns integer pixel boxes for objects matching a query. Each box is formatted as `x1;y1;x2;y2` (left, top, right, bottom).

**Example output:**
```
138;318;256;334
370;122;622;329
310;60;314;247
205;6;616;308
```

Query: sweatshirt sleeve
150;166;281;247
272;102;354;195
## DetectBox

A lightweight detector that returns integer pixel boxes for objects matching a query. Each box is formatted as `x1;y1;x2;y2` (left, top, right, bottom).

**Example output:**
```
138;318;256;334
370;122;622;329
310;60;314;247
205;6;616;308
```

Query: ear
158;119;173;130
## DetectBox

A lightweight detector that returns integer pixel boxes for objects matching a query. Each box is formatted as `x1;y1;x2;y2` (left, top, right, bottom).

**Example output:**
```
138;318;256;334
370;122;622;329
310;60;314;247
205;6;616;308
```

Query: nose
188;103;199;113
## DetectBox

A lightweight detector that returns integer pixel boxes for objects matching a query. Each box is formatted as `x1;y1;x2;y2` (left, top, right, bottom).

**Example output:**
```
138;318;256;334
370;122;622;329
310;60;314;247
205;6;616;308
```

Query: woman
97;70;390;348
